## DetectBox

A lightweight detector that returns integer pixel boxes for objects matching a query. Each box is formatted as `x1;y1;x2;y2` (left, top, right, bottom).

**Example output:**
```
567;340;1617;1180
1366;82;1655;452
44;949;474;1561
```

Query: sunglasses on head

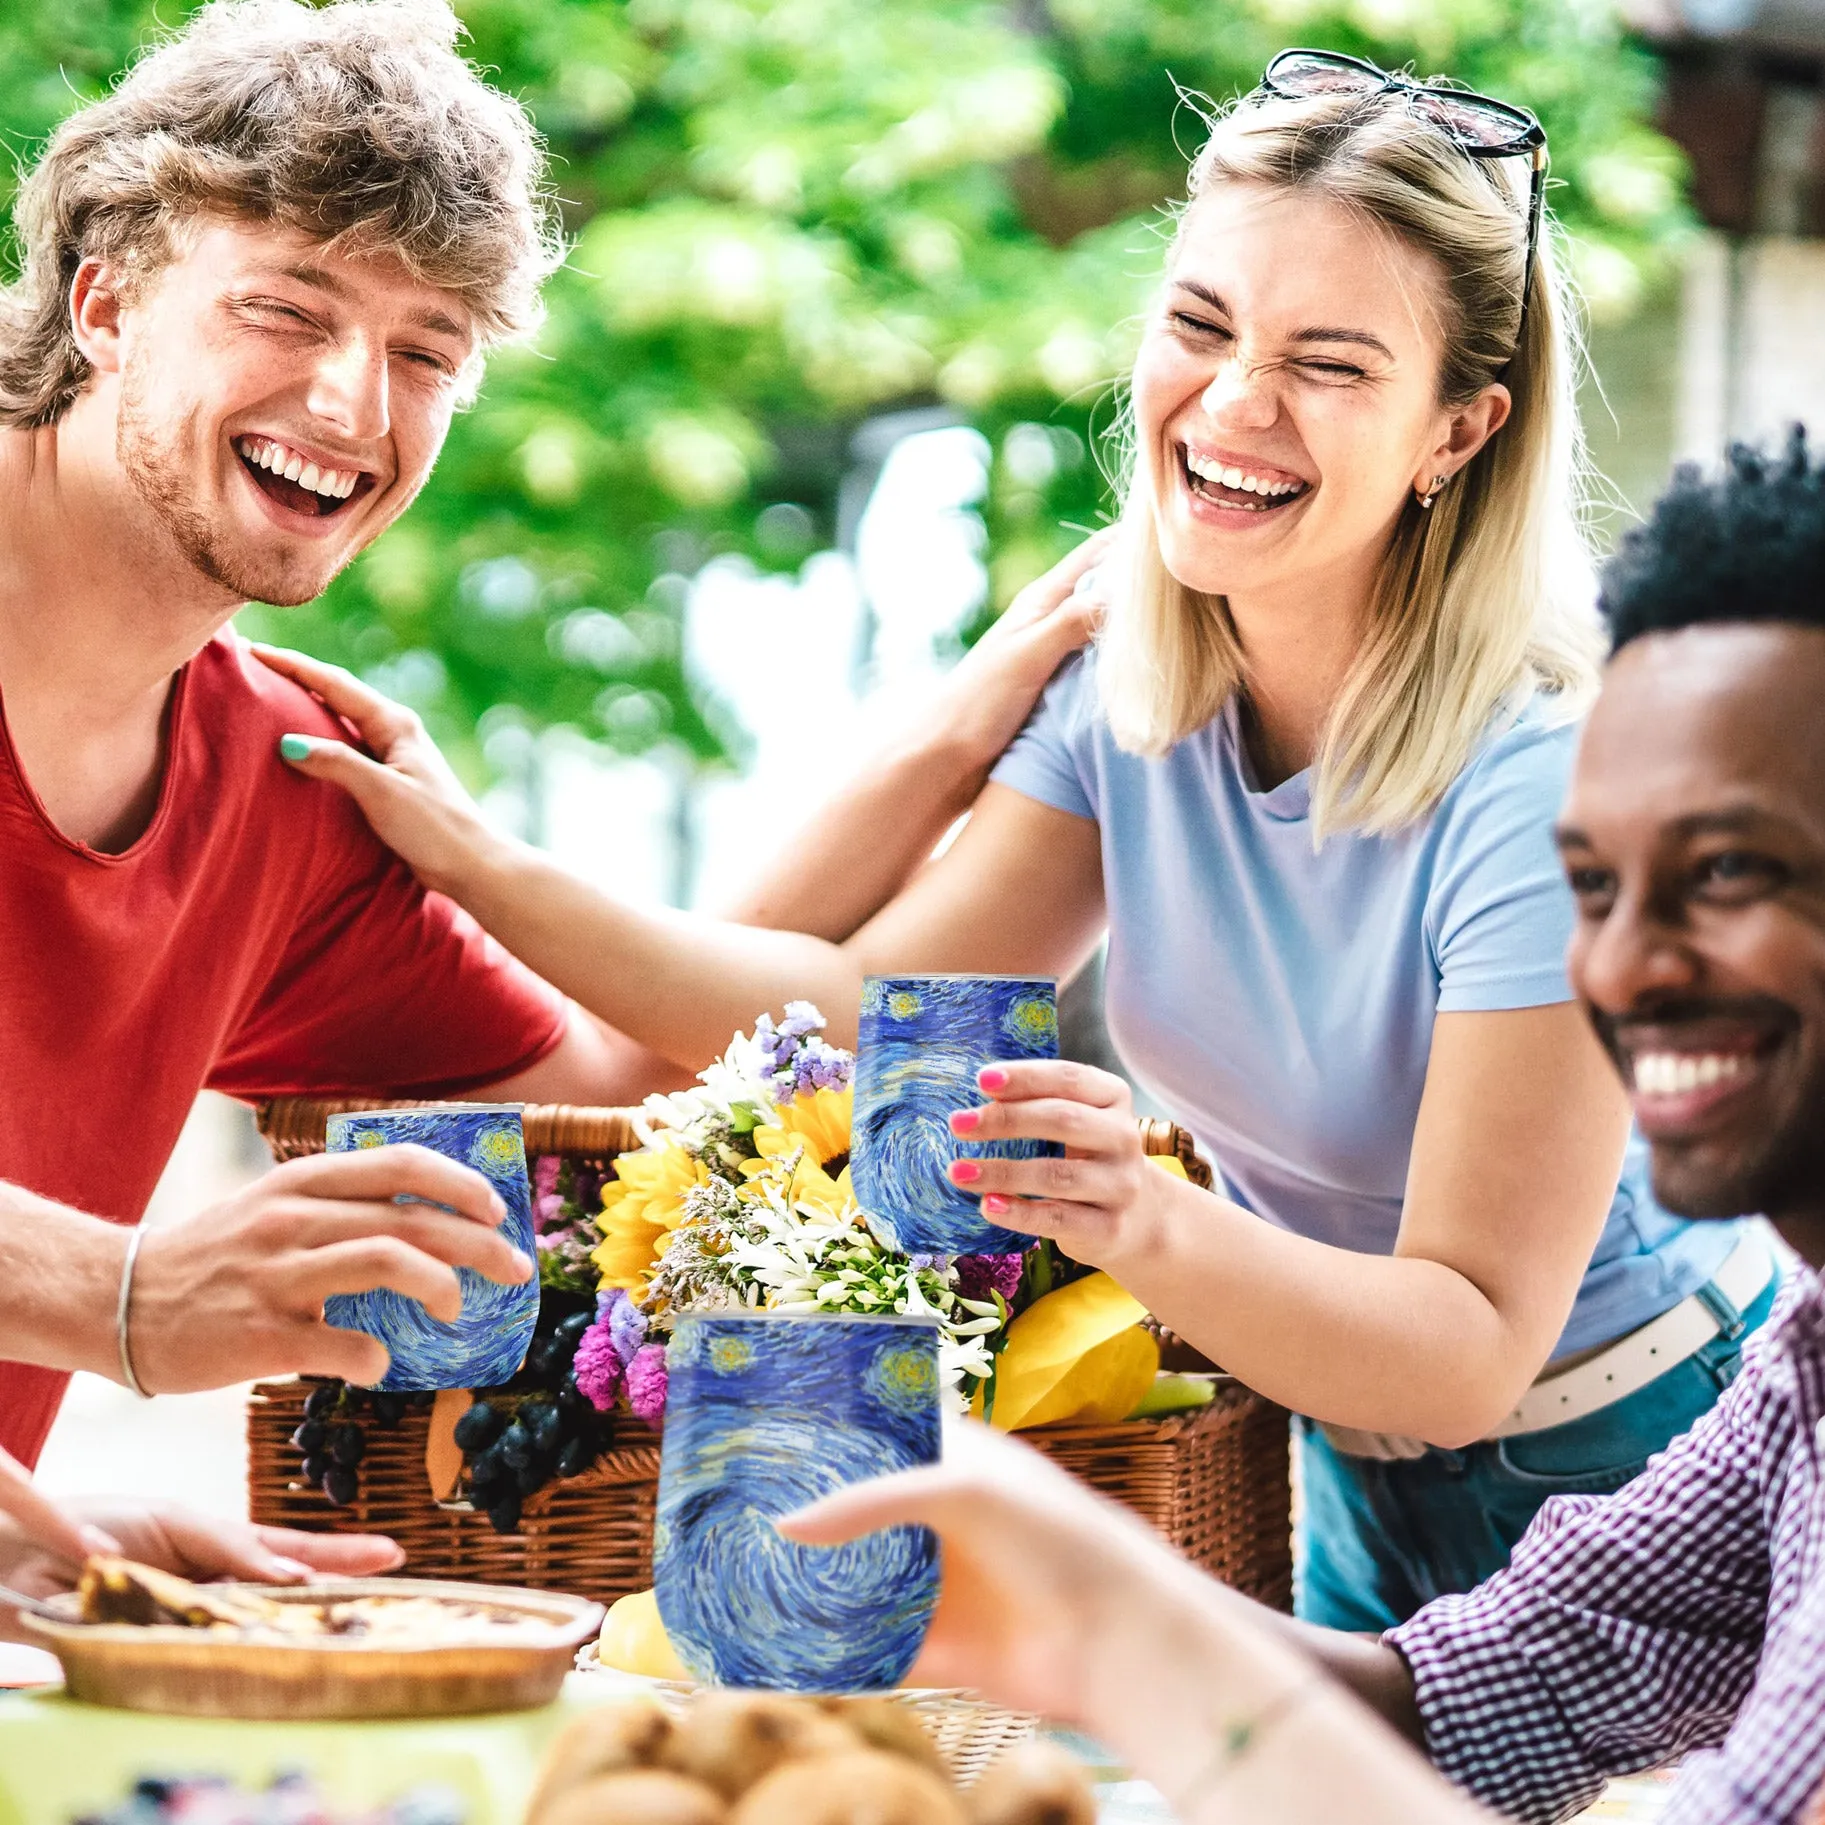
1255;48;1548;362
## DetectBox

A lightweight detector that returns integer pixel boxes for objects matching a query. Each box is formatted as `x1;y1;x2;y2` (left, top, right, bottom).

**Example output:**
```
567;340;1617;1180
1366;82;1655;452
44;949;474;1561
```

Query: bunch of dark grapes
285;1302;611;1529
452;1303;612;1535
287;1382;428;1507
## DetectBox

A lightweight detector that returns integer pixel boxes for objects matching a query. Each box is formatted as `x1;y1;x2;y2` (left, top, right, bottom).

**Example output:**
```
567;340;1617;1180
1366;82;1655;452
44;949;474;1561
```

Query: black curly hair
1601;426;1825;652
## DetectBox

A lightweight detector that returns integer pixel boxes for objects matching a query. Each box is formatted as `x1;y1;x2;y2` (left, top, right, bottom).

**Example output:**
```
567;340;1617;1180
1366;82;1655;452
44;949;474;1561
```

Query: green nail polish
279;733;313;761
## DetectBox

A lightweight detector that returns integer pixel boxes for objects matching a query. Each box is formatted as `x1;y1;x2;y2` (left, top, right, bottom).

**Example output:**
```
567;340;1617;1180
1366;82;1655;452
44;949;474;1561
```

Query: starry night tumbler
322;1104;537;1393
653;1311;942;1693
850;973;1062;1256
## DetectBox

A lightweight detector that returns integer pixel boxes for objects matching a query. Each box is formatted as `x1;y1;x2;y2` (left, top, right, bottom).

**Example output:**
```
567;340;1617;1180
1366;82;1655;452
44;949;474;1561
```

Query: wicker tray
568;1656;1041;1788
248;1098;1289;1610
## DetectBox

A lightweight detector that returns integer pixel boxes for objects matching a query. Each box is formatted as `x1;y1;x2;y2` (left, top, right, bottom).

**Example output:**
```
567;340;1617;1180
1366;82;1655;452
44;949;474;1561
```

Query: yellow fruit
597;1588;690;1680
976;1272;1146;1431
1016;1323;1160;1429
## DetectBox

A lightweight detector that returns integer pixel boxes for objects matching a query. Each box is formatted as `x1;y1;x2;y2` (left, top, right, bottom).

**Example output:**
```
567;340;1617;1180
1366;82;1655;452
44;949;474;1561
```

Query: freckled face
1131;183;1466;605
110;217;476;607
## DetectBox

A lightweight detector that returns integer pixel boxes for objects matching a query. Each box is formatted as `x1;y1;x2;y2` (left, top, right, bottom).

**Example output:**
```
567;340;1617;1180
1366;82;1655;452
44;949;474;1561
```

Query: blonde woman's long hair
1097;85;1605;839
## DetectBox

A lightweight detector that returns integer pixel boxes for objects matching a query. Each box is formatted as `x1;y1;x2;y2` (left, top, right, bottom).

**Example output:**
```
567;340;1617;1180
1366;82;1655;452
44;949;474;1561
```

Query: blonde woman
271;52;1775;1624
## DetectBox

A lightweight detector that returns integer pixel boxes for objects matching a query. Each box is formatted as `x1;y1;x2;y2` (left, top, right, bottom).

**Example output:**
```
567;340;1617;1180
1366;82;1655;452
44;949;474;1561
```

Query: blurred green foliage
1;0;1687;775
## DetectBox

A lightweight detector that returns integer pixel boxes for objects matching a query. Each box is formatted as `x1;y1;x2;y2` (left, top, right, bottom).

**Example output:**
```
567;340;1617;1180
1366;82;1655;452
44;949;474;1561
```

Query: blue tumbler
850;974;1061;1255
654;1312;941;1692
323;1104;536;1392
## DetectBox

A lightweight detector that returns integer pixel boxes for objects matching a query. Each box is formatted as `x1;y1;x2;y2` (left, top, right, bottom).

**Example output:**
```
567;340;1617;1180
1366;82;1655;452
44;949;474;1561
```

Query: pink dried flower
532;1155;565;1233
572;1319;623;1412
625;1343;668;1428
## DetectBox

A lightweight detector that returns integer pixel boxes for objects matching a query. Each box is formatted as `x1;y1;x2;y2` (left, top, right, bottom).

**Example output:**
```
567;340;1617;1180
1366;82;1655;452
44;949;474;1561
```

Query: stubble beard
115;357;341;609
1649;1089;1825;1228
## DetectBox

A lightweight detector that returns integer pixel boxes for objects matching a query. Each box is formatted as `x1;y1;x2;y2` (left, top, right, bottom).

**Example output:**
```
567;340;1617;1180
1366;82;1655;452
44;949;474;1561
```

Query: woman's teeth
1183;449;1305;508
236;436;359;501
1632;1051;1750;1096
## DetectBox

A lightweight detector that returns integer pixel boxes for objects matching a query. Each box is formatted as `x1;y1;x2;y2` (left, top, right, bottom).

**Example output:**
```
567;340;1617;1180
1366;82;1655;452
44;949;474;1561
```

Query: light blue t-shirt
991;651;1739;1359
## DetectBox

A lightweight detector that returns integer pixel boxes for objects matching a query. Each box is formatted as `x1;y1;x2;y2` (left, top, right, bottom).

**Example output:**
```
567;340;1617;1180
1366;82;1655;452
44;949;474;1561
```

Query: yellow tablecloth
0;1673;633;1825
0;1671;1171;1825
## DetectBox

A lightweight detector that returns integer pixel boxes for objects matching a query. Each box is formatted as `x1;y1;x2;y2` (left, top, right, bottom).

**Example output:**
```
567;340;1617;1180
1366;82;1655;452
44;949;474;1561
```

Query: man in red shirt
0;0;668;1474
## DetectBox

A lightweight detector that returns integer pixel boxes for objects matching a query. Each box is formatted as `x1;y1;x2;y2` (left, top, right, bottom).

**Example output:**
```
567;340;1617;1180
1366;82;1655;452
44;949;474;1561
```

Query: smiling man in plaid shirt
796;432;1825;1825
1368;430;1825;1824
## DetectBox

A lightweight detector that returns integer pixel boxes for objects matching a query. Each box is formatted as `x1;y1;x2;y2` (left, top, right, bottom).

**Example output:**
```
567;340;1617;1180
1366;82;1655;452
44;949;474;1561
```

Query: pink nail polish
983;1195;1012;1216
951;1160;982;1185
978;1067;1010;1091
950;1109;981;1135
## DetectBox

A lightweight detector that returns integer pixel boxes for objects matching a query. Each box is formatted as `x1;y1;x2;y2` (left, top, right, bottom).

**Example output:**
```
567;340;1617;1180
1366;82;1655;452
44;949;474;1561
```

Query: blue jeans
1295;1272;1781;1631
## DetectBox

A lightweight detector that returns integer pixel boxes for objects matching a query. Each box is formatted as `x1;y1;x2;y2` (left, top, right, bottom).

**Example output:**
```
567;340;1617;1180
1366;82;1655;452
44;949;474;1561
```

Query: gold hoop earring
1419;474;1449;511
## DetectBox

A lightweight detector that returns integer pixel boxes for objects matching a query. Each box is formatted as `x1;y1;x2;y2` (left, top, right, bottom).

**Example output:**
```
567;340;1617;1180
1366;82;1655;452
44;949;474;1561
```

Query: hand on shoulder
252;644;502;898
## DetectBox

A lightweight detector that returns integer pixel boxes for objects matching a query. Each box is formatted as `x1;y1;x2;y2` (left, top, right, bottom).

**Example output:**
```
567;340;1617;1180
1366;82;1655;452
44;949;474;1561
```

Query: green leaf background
1;0;1690;784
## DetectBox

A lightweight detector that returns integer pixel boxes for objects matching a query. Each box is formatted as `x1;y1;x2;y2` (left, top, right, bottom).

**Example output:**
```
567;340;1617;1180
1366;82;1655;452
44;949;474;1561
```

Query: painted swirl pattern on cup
655;1313;941;1692
851;975;1062;1255
323;1107;537;1393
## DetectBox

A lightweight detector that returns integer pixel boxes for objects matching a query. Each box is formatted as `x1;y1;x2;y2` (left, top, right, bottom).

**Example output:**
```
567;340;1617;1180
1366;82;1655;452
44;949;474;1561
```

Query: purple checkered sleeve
1388;1273;1825;1825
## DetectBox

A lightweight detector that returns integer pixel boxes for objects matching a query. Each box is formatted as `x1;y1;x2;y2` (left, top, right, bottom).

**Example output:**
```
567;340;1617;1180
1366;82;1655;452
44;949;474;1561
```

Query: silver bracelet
116;1223;153;1400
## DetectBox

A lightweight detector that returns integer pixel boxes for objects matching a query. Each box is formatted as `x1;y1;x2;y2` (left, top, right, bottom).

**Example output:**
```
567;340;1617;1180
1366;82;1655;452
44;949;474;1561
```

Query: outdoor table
0;1669;1175;1825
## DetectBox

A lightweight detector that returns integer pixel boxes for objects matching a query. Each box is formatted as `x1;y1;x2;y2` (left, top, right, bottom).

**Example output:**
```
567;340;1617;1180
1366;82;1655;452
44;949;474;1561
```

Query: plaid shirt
1389;1263;1825;1825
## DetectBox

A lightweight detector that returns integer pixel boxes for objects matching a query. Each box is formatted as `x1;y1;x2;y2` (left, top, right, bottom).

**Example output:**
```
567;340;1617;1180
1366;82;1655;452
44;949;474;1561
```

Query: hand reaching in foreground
255;644;497;900
778;1423;1467;1825
0;1498;402;1638
777;1418;1227;1729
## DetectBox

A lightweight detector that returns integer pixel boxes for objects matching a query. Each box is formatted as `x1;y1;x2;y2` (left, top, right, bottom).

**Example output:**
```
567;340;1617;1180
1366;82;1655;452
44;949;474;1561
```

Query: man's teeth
1183;450;1304;498
236;436;359;501
1632;1051;1750;1096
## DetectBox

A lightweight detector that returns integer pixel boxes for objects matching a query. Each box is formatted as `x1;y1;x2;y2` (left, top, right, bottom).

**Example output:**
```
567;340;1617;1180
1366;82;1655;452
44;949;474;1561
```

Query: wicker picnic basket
247;1099;1293;1612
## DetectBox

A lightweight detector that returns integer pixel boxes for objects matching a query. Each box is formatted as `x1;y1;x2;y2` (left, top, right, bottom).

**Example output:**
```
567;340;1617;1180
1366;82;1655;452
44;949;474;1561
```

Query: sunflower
740;1087;854;1216
593;1141;709;1293
742;1145;853;1220
756;1087;851;1170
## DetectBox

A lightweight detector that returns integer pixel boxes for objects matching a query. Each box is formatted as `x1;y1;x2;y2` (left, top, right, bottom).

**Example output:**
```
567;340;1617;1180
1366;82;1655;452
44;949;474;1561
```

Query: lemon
597;1587;689;1680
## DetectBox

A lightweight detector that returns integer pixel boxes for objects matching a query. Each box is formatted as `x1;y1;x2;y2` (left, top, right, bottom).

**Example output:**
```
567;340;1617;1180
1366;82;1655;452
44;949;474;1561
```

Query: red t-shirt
0;631;566;1464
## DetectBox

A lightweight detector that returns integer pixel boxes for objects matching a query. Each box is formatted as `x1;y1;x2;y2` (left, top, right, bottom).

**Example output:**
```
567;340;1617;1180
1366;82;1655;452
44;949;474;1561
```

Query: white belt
1321;1226;1777;1462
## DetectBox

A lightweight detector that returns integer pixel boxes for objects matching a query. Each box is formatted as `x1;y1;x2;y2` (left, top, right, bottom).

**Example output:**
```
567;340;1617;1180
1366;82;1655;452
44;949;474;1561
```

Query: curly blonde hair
0;0;564;427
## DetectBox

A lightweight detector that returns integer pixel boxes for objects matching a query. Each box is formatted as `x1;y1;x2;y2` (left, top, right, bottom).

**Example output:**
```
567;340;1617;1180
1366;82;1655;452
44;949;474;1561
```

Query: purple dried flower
596;1286;624;1322
609;1297;649;1366
625;1343;668;1427
790;1038;852;1098
953;1253;1026;1304
572;1320;624;1412
779;1000;821;1041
